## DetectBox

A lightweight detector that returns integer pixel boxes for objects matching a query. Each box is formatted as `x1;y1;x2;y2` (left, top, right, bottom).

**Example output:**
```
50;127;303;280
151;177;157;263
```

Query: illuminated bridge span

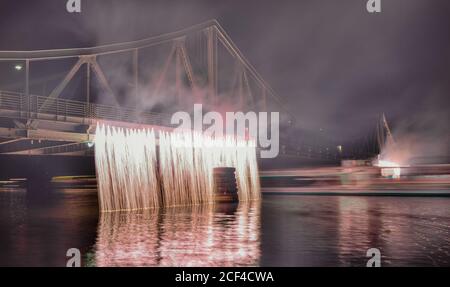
0;20;338;161
0;20;287;156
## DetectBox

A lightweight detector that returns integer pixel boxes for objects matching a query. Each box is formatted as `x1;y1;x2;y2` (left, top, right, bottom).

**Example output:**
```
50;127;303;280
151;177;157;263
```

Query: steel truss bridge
0;20;338;161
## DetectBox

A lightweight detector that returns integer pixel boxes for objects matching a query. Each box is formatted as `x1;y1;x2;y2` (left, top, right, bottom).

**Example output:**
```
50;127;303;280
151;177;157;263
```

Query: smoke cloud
0;0;448;155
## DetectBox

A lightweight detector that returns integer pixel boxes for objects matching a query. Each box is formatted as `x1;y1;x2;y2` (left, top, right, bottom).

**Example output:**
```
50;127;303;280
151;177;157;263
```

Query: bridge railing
0;90;172;127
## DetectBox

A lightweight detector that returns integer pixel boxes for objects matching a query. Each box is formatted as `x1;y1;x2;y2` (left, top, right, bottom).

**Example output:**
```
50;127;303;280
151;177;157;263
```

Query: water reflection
261;195;450;266
1;189;449;266
0;189;98;267
94;201;261;266
337;197;372;265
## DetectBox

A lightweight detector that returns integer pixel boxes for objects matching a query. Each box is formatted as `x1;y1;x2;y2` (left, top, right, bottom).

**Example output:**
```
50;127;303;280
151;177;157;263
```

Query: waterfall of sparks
159;131;260;206
95;124;160;211
95;124;260;211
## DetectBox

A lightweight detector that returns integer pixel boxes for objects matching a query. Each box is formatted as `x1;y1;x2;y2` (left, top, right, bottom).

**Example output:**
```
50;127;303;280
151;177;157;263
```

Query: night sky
0;0;449;140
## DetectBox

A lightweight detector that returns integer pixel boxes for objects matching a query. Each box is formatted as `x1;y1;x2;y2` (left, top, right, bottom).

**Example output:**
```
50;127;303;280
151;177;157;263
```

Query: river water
0;189;449;266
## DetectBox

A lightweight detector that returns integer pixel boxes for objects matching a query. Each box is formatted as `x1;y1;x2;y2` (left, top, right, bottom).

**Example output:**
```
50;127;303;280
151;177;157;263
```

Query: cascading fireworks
95;123;260;211
95;124;160;211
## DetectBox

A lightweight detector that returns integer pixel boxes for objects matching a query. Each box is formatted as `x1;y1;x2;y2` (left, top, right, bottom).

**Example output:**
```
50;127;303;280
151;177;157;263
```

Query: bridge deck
0;91;338;160
0;90;174;156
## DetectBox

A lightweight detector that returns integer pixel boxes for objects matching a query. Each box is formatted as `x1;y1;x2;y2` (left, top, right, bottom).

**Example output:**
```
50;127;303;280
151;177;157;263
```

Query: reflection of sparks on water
94;201;261;267
94;123;260;211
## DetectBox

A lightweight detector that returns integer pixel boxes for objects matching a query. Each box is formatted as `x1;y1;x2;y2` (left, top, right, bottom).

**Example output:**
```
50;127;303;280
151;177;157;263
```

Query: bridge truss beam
0;20;296;157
